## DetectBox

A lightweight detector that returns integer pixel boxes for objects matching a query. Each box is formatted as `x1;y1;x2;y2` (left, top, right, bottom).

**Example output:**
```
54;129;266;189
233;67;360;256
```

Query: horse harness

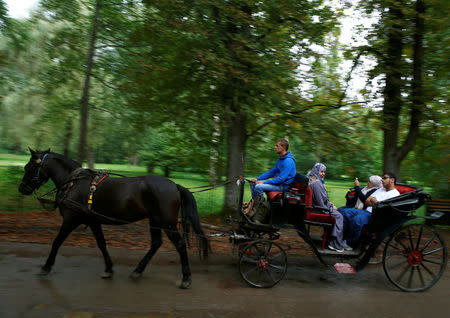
87;173;109;211
55;168;109;216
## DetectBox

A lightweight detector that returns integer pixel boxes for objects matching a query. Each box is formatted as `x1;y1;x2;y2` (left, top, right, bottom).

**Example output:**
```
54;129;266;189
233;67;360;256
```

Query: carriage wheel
239;239;287;288
383;223;447;292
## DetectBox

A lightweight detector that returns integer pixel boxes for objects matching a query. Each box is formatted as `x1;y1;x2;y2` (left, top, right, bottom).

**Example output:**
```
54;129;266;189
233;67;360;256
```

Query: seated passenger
339;175;382;211
341;172;400;249
307;163;345;253
247;138;296;224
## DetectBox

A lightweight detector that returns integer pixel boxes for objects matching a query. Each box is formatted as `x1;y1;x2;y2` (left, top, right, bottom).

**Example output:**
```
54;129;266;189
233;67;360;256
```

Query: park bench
427;197;450;225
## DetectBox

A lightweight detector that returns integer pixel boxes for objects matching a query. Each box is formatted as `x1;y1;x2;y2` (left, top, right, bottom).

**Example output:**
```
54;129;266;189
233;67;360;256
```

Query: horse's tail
177;184;209;259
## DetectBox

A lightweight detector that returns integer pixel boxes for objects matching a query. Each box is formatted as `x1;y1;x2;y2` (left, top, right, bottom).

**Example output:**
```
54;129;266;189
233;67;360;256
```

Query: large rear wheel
239;239;287;288
383;223;447;292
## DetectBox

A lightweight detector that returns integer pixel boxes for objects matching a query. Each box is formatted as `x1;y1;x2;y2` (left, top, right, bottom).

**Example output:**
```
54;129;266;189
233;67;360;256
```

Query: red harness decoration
87;173;109;211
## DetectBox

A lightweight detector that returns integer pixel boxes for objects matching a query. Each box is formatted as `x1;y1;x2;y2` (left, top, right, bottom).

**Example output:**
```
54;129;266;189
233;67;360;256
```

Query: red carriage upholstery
395;184;416;194
266;182;335;224
267;191;283;202
304;186;336;224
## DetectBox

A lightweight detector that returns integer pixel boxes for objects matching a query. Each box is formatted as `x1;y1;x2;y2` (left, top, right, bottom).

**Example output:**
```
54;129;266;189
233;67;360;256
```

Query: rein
187;179;235;193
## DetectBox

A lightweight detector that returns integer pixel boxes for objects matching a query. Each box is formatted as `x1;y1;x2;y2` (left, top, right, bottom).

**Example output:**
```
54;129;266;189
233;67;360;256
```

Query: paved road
0;241;448;318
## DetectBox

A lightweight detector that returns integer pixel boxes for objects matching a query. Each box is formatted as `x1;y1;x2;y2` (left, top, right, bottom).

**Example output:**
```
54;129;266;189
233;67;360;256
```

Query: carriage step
333;263;356;274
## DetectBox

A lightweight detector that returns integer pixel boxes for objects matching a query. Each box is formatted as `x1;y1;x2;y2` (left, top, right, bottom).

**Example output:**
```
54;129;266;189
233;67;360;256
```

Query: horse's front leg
40;217;80;275
89;222;113;279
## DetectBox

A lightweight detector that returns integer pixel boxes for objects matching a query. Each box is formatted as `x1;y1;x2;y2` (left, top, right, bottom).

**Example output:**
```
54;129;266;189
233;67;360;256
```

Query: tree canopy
0;0;448;209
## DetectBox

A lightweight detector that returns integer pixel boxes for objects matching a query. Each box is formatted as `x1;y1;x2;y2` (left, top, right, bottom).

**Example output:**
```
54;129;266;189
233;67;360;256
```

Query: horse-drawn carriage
229;175;447;291
18;149;447;292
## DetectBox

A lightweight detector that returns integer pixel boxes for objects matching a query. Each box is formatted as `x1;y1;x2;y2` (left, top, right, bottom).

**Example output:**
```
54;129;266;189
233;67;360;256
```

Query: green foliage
0;0;447;203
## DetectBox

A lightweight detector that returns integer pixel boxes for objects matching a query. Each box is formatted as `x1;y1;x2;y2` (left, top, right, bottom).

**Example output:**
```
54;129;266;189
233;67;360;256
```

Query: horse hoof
178;279;191;289
129;271;142;280
39;267;51;276
101;271;113;279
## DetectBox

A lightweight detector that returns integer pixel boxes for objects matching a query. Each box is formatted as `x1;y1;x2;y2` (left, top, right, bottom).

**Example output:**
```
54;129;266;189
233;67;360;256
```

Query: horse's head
18;148;51;195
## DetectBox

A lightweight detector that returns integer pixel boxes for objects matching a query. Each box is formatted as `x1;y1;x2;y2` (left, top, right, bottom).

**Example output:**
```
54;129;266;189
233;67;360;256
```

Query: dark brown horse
18;148;208;288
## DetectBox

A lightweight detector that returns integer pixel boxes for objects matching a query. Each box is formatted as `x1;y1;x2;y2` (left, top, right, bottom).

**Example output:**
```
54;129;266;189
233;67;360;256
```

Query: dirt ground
0;210;449;318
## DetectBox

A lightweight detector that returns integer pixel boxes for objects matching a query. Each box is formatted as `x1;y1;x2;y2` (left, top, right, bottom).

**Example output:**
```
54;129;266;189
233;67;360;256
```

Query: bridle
22;153;50;193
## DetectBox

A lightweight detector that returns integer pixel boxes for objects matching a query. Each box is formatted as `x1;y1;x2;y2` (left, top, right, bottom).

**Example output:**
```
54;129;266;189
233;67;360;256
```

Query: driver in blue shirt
250;138;296;200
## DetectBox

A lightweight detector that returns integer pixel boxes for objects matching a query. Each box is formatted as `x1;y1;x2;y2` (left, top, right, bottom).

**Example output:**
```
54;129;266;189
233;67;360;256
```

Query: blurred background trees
0;0;448;211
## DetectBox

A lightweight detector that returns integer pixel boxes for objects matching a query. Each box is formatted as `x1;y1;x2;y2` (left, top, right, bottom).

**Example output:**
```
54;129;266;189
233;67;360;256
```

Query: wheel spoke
407;266;414;289
268;263;285;272
388;259;408;270
407;228;415;251
264;242;273;257
415;226;423;250
395;262;410;282
241;255;258;264
243;266;259;277
396;237;410;253
420;262;436;279
420;233;436;253
422;247;444;256
257;269;262;283
387;243;402;251
422;258;444;265
265;268;276;283
417;266;425;288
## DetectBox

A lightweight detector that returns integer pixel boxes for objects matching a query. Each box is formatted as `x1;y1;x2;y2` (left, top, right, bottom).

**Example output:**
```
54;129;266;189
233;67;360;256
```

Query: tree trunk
63;119;72;157
77;0;101;164
398;0;425;163
209;114;220;186
382;0;425;179
223;107;247;214
382;1;404;178
164;166;170;178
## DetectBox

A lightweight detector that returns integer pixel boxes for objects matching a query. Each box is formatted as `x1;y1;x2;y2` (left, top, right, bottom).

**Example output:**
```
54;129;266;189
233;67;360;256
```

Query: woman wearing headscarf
307;163;345;253
339;175;383;250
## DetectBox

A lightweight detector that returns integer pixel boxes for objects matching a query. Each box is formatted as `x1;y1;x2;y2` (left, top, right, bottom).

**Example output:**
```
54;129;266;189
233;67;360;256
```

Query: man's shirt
257;152;296;190
366;187;401;212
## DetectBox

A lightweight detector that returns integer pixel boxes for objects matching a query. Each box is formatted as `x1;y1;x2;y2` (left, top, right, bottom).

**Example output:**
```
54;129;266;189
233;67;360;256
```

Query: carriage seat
266;173;309;205
266;183;336;224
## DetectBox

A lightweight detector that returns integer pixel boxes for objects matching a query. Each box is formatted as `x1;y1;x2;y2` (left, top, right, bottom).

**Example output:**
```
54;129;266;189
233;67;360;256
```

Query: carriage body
233;177;447;291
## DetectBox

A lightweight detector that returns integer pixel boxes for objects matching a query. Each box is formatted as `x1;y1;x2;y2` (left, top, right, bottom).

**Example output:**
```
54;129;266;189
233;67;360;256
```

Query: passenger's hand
332;203;338;210
366;196;378;206
354;178;360;187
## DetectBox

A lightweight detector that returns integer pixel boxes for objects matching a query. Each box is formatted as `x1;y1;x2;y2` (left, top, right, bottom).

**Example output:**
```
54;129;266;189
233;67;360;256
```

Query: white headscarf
355;175;382;209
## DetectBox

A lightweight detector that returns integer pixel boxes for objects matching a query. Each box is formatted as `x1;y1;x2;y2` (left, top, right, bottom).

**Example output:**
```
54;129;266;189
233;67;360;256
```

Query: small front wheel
383;223;447;292
239;239;287;288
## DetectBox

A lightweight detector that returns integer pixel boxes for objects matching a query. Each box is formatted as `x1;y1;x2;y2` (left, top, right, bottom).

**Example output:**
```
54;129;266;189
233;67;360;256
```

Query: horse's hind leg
165;225;191;289
130;220;162;279
89;222;113;279
41;217;79;275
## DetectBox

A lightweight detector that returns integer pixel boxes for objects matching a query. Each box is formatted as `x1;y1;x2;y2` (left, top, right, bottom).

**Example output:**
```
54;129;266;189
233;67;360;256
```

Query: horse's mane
51;152;81;171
